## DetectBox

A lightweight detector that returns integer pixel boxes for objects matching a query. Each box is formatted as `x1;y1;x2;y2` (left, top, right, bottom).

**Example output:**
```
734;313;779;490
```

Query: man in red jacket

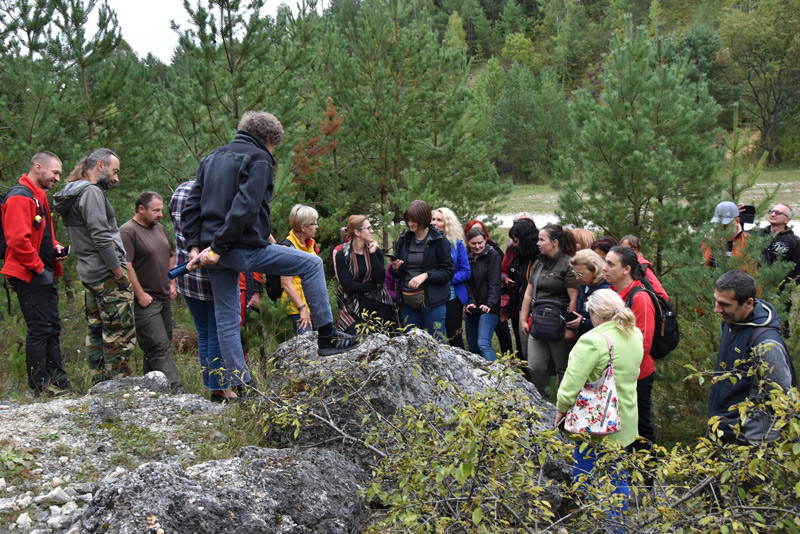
1;152;70;396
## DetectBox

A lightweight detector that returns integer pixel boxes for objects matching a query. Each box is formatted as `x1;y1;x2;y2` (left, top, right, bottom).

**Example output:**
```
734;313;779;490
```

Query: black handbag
529;263;566;342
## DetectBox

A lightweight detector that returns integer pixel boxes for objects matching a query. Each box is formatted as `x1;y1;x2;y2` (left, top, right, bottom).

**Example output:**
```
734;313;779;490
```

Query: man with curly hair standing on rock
182;111;358;393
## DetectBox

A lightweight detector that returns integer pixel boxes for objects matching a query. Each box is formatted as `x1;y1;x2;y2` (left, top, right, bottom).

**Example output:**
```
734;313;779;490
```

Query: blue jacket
182;132;275;255
450;240;471;305
709;299;794;440
393;225;455;308
575;280;613;336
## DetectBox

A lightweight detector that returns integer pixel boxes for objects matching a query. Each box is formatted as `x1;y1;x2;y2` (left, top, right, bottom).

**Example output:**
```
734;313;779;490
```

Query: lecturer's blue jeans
208;245;334;387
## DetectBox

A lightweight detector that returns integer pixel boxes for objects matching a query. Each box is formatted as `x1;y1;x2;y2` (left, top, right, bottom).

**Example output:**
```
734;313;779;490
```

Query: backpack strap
624;285;644;308
748;326;797;387
530;261;545;304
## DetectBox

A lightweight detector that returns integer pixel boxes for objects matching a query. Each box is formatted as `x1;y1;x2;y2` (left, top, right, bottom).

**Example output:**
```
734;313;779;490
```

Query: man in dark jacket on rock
710;270;795;444
183;111;358;391
2;152;70;396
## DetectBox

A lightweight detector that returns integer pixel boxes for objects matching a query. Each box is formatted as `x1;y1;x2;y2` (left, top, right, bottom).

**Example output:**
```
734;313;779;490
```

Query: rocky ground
0;330;563;533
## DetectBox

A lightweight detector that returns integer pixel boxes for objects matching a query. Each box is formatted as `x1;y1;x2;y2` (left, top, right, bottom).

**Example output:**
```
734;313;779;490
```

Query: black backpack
625;280;679;360
1;185;40;313
0;185;37;260
264;239;295;301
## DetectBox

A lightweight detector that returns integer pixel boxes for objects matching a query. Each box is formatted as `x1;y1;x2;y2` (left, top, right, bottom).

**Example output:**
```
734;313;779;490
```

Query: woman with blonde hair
572;228;596;251
555;288;643;521
432;207;470;347
567;249;612;337
335;215;396;334
281;204;321;333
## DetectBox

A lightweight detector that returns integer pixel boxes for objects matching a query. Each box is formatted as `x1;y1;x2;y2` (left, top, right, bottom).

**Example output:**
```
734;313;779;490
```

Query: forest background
1;0;800;442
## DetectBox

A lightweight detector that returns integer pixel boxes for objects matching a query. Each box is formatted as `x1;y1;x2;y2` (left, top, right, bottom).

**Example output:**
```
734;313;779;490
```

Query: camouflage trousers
83;273;136;383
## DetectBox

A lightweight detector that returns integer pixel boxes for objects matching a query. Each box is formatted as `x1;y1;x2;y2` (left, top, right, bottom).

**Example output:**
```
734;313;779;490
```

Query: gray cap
711;201;739;224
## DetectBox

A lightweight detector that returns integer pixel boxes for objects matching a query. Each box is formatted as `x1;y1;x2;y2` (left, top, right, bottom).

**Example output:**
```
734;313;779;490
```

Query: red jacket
1;174;63;282
617;280;655;381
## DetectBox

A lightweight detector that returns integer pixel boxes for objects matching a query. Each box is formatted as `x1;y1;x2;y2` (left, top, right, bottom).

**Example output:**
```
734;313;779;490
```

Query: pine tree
557;19;724;272
494;64;571;184
444;11;467;51
165;0;319;168
312;0;506;248
52;0;123;142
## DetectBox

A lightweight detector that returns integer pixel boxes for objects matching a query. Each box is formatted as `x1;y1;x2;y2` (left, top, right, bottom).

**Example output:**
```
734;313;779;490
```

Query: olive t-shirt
527;250;578;310
120;220;174;301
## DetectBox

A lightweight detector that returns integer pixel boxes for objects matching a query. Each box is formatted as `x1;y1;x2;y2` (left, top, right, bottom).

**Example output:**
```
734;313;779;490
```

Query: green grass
739;163;800;210
499;183;558;218
500;163;800;221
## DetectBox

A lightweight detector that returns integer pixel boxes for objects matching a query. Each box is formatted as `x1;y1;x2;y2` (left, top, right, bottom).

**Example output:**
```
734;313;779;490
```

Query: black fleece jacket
183;132;275;255
466;245;502;314
760;226;800;284
393;225;455;308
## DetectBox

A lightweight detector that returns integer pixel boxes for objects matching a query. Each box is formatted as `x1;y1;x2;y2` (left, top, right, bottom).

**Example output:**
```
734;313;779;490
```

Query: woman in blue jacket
391;200;455;342
432;207;470;348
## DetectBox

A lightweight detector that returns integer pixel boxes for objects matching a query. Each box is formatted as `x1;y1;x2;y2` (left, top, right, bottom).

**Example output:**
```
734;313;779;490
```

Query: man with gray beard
54;148;136;383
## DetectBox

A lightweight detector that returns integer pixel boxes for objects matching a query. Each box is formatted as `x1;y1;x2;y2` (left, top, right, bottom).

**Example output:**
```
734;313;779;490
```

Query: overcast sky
103;0;289;63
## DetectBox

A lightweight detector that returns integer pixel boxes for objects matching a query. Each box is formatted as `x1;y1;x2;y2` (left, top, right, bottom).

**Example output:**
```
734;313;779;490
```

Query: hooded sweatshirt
709;299;794;441
53;180;126;284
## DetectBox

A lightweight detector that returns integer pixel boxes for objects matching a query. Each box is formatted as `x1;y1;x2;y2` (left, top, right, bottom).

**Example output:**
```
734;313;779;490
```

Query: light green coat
556;320;644;447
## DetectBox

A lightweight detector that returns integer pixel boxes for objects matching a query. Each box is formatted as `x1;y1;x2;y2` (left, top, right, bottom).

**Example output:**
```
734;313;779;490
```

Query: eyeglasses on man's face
769;209;788;217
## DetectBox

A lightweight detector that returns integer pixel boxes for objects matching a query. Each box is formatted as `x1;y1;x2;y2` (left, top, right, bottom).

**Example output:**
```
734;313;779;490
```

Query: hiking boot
318;330;360;356
234;379;259;399
41;384;70;397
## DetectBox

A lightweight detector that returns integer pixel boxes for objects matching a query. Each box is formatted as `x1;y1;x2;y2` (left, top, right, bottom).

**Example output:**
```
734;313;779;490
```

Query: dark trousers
134;298;183;393
635;372;656;444
510;314;526;361
9;278;66;391
445;297;465;349
494;319;514;357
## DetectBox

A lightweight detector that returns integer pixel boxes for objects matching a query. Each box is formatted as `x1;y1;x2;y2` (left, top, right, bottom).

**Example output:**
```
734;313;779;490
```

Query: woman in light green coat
554;288;643;524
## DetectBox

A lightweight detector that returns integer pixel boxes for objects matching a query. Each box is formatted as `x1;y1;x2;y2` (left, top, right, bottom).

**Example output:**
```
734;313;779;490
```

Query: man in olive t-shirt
120;191;183;393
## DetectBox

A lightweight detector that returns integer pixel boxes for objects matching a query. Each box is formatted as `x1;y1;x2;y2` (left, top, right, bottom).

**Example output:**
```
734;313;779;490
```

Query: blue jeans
289;314;313;334
465;311;499;362
573;444;629;532
208;245;334;386
400;303;447;343
184;296;225;391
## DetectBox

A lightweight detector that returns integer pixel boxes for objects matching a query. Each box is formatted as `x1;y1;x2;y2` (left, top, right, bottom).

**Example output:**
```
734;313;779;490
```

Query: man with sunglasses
760;204;800;283
760;203;800;336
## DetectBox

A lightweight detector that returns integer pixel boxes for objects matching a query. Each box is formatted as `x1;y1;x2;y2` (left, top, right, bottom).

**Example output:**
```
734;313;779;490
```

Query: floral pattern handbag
564;333;621;437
